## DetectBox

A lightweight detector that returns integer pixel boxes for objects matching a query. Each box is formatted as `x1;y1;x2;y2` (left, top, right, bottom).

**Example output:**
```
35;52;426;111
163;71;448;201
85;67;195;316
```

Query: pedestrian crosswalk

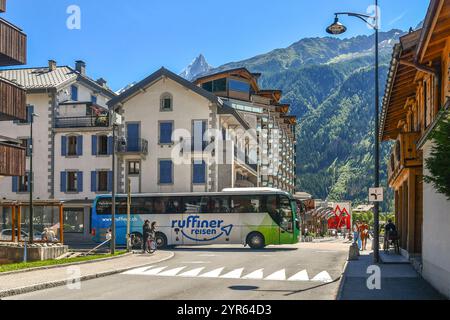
122;265;334;283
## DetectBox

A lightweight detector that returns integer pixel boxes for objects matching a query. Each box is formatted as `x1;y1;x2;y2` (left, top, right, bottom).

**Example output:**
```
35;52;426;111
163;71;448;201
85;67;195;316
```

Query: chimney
96;78;107;88
48;60;57;71
75;60;86;75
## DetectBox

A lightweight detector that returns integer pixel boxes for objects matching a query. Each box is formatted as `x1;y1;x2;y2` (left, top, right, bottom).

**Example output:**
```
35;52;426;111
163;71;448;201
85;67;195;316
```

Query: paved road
6;241;349;300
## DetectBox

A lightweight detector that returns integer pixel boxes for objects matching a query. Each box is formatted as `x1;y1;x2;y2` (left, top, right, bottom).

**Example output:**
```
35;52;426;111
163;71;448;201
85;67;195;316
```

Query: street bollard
348;243;360;261
23;240;27;263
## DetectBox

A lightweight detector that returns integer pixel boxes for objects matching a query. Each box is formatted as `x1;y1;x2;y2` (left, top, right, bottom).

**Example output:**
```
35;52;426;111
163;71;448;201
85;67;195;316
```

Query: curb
0;252;133;276
0;251;175;299
335;260;349;300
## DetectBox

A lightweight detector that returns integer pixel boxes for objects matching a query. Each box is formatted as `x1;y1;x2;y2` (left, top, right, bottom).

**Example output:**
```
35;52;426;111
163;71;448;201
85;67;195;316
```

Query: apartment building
380;0;450;298
0;60;116;241
194;68;297;194
0;0;27;179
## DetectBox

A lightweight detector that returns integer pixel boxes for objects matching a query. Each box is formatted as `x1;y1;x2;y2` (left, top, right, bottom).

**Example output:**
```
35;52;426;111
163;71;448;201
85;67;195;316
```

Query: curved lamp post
326;0;381;263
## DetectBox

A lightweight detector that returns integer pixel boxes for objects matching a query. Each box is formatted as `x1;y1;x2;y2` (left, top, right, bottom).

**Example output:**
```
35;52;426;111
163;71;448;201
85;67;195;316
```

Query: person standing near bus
142;220;151;253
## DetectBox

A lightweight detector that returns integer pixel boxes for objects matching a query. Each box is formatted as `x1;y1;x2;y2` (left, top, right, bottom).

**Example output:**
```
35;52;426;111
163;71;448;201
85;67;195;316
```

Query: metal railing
55;116;110;128
117;138;149;154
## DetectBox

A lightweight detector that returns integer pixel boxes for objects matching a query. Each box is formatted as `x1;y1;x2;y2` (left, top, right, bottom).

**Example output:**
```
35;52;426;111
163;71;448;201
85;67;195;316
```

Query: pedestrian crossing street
122;265;334;283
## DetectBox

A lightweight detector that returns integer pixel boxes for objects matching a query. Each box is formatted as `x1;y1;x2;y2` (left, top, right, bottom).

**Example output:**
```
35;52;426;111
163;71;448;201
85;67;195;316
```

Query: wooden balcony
0;0;6;13
0;77;26;121
0;141;25;176
0;18;27;66
388;132;422;185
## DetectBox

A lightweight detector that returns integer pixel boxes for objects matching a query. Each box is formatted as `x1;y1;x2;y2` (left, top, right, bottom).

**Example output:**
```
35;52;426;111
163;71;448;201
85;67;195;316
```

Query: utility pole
111;121;116;255
127;177;131;252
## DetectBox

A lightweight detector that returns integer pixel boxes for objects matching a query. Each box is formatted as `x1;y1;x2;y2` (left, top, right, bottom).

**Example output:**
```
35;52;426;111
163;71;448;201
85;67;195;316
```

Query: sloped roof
108;67;221;107
0;66;116;97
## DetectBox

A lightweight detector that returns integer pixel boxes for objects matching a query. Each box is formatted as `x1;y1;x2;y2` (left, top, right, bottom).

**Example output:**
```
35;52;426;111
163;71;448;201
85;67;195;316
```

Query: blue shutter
193;161;206;184
107;136;114;155
160;122;173;144
91;171;97;192
160;160;172;184
27;138;32;157
27;106;34;123
77;172;83;192
60;172;67;193
77;136;83;156
71;85;78;101
61;136;67;156
107;171;113;192
91;95;97;104
91;135;98;156
126;123;139;152
12;176;18;192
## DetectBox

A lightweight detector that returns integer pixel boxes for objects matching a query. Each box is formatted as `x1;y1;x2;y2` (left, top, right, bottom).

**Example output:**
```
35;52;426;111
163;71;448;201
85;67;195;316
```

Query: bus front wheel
247;232;265;250
155;232;168;249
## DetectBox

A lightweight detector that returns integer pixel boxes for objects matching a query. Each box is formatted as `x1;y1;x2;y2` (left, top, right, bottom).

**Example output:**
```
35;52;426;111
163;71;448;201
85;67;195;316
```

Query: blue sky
2;0;430;91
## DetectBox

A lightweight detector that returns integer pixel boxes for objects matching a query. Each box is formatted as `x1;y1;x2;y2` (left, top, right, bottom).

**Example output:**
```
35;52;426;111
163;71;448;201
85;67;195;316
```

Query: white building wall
0;93;51;200
422;141;450;299
119;77;215;193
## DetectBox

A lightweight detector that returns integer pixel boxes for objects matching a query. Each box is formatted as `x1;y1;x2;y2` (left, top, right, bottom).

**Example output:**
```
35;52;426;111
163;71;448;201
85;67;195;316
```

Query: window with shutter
193;161;206;184
159;122;173;144
159;160;173;184
98;171;109;192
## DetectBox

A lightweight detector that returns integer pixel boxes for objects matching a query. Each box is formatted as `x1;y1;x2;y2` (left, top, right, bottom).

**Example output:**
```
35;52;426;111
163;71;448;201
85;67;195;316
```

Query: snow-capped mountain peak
180;54;213;81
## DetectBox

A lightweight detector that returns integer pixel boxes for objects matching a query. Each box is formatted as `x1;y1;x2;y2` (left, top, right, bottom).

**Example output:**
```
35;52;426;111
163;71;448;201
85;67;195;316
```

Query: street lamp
326;0;381;263
29;112;39;244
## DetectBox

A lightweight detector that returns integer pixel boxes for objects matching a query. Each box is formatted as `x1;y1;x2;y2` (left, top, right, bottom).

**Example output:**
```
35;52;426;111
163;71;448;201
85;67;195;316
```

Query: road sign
369;187;384;202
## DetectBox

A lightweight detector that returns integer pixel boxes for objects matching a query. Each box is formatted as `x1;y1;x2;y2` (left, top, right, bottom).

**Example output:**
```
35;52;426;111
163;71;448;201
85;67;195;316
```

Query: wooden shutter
61;136;67;156
91;171;97;192
92;135;98;156
60;172;67;192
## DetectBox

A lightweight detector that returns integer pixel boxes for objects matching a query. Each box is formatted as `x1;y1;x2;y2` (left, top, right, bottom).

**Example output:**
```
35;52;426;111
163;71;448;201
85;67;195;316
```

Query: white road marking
142;266;168;275
198;254;217;257
122;266;154;275
158;267;187;277
199;267;225;278
312;271;333;283
265;269;286;281
220;268;244;279
242;269;264;280
288;270;309;281
181;261;211;264
178;267;206;277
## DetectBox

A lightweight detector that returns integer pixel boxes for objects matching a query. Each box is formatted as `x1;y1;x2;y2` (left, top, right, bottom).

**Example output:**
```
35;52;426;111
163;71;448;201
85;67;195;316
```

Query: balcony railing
117;138;148;155
0;0;6;13
0;141;25;176
388;132;422;184
0;18;27;66
54;115;110;128
0;77;26;121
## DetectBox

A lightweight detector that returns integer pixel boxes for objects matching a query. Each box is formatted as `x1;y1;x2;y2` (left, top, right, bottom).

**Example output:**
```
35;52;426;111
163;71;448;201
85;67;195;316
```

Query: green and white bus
92;188;300;249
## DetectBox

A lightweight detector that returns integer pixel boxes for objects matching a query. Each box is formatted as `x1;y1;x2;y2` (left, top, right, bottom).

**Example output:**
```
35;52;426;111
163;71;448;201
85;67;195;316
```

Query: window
192;120;207;151
63;208;84;233
128;161;140;175
12;172;31;193
159;122;173;144
160;93;173;111
159;160;173;184
424;81;428;129
229;79;250;93
68;136;78;156
67;171;78;192
18;105;34;124
97;135;108;155
71;85;78;101
97;171;109;192
193;161;206;184
91;95;97;104
279;196;293;232
230;195;262;213
182;196;208;213
202;81;213;92
204;196;231;213
201;78;226;93
20;138;31;157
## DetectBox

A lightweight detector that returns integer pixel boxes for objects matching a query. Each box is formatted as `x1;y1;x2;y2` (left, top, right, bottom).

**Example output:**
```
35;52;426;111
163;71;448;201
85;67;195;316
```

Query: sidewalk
0;251;174;298
338;250;445;300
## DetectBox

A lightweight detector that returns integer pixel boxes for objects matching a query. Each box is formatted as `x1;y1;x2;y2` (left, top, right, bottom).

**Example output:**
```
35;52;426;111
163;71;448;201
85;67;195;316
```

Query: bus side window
279;196;293;232
206;196;231;214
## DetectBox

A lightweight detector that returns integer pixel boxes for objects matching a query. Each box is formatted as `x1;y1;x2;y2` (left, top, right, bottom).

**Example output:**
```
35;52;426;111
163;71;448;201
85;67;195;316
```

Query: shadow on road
168;247;298;253
228;277;341;297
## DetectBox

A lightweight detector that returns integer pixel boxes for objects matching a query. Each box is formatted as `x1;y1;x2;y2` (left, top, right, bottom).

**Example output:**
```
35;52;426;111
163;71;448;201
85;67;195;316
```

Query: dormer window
160;93;173;112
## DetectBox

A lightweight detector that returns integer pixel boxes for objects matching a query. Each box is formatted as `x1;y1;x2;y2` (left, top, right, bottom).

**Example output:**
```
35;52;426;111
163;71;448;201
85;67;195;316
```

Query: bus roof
94;188;293;200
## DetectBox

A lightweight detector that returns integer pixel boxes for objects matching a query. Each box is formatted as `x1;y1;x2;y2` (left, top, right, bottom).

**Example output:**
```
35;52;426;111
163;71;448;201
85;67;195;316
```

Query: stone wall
0;243;68;262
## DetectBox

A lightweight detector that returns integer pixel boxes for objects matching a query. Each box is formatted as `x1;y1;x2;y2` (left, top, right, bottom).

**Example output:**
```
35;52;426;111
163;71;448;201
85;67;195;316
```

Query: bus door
278;196;295;244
